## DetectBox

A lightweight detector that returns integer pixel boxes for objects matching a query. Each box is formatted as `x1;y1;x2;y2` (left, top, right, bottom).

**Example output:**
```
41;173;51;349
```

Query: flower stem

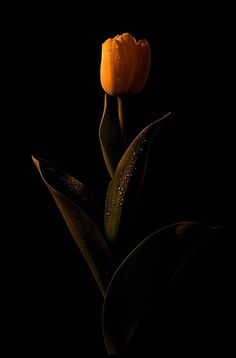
117;97;126;146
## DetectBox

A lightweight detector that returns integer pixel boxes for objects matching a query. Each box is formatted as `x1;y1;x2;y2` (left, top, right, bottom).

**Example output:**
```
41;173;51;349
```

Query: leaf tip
31;155;40;171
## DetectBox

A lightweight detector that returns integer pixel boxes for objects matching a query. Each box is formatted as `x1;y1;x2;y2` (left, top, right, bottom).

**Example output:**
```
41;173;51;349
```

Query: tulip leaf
105;112;171;243
99;94;126;177
102;222;221;353
32;156;114;296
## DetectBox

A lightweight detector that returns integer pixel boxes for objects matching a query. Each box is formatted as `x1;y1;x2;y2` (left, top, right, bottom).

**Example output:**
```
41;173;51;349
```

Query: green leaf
104;112;171;243
99;94;125;177
102;222;221;353
32;156;114;296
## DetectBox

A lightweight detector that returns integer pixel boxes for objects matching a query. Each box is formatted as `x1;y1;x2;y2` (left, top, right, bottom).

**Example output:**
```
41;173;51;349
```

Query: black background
16;5;232;354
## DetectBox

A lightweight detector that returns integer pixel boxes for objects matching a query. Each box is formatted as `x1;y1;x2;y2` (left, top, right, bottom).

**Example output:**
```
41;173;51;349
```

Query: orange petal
130;39;151;94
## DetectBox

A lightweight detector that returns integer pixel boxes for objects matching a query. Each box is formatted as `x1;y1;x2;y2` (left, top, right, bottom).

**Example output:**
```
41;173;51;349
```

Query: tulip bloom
100;33;151;97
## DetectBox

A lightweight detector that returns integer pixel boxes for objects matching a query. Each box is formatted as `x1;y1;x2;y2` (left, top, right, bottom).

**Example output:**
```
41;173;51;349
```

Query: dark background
17;5;232;354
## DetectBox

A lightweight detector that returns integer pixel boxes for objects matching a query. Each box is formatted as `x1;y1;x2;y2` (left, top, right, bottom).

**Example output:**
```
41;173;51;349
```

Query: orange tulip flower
100;33;151;97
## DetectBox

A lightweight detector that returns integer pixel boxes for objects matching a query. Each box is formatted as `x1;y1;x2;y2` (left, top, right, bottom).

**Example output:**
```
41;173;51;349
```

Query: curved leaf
103;222;221;353
32;156;114;296
104;112;171;243
32;156;104;231
99;94;125;177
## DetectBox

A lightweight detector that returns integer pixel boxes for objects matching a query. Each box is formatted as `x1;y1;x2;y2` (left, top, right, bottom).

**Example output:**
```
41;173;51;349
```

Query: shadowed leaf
32;156;104;230
103;222;221;353
32;156;114;296
104;112;171;243
99;94;125;177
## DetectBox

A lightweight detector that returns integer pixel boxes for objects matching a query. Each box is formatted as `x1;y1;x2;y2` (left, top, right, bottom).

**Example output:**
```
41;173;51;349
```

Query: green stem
117;97;126;146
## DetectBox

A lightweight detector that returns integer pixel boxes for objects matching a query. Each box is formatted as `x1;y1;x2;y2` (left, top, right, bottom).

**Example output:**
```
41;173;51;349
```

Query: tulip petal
32;156;114;296
100;39;115;96
111;38;138;96
130;39;151;94
103;222;222;353
105;112;172;243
